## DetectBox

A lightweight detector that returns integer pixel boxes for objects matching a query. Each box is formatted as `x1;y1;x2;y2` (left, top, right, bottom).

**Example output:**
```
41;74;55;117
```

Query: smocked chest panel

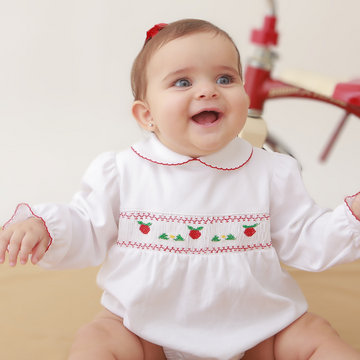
118;211;271;255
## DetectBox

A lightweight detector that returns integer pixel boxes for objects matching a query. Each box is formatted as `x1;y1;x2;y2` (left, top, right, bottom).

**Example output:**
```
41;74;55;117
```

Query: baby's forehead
148;33;240;70
159;31;235;51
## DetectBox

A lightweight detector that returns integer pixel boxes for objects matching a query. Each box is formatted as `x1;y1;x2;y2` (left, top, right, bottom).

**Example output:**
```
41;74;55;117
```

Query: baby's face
142;32;249;158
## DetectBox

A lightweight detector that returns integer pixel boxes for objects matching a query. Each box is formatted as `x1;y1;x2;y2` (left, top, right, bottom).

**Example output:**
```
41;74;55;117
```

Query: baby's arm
0;218;50;267
1;152;119;270
351;193;360;219
270;153;360;270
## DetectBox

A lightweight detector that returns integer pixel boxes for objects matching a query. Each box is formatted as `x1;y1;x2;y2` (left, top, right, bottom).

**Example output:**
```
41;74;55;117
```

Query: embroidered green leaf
211;235;221;242
137;221;152;226
243;223;259;229
226;234;236;240
187;226;204;231
159;233;169;240
174;235;184;241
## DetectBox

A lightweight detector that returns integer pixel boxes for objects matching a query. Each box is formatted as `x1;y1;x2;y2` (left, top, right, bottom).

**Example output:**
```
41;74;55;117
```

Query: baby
1;19;360;360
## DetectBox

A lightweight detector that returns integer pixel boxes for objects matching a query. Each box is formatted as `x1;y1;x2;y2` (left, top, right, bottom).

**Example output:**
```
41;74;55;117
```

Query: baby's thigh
69;309;166;360
242;312;339;360
242;336;276;360
273;312;340;360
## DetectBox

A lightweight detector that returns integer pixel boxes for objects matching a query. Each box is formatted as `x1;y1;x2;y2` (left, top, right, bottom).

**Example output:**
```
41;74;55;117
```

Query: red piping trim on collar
131;147;193;167
344;192;360;222
3;203;53;251
131;146;253;171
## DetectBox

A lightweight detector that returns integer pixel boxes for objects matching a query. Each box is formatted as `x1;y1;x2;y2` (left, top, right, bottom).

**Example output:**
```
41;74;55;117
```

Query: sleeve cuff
3;203;53;251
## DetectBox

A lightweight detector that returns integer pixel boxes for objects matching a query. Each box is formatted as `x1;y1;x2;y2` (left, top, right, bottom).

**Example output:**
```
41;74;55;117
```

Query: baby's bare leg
274;312;360;360
243;312;360;360
242;336;275;360
68;309;166;360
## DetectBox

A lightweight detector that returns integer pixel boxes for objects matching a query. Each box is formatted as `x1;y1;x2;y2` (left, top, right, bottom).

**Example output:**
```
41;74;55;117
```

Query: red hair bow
145;23;168;43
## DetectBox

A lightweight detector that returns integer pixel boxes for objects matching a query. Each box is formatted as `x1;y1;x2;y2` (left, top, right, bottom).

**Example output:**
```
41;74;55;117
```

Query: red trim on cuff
344;192;360;222
3;203;53;251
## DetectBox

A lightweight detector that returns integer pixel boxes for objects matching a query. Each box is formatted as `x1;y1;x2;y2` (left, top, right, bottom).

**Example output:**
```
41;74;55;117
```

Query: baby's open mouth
191;111;220;125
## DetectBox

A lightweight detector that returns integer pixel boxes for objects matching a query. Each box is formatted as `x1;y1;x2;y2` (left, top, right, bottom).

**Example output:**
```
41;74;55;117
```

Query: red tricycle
241;0;360;162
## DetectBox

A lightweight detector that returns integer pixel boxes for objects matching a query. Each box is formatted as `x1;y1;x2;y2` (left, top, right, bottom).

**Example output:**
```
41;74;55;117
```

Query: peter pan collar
131;134;253;171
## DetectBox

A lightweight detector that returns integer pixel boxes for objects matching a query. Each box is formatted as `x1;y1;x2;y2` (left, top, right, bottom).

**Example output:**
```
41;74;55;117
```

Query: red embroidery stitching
120;212;270;224
117;240;272;254
188;226;203;239
243;223;259;237
131;146;253;171
3;203;53;251
137;221;152;234
344;192;360;222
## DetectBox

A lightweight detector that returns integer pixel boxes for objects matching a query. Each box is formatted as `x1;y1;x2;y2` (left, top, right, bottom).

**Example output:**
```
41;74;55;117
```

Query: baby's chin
168;142;222;158
186;137;234;157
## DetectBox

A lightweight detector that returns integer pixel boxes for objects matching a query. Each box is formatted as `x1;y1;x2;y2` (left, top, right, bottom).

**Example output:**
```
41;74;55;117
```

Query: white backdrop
1;0;359;223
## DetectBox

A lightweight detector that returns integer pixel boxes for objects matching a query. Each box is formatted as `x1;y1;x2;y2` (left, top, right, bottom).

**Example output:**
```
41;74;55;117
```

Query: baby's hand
0;218;50;266
351;193;360;220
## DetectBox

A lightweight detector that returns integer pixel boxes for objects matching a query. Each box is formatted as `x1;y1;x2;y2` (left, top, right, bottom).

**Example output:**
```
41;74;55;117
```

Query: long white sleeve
5;152;120;270
270;153;360;271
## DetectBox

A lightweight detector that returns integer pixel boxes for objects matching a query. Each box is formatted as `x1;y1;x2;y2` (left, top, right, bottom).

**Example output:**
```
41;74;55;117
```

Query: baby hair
131;19;243;101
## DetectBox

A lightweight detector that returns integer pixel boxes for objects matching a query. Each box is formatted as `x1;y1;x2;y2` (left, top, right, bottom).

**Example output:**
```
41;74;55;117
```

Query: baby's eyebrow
215;65;239;74
162;67;195;83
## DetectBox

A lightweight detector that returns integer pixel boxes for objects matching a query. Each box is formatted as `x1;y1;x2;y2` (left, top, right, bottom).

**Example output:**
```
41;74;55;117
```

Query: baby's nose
196;83;219;99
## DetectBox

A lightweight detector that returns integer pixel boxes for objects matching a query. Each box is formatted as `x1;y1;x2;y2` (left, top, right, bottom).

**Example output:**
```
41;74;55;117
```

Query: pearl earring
149;123;154;127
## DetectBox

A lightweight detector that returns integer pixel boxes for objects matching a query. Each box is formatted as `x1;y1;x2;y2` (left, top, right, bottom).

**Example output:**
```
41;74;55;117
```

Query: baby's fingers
0;229;11;264
351;193;360;220
30;236;49;264
19;232;41;265
7;230;25;266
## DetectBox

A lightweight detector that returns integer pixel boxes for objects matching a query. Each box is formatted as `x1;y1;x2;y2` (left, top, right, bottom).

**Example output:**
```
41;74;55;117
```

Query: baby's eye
174;79;191;87
216;75;234;85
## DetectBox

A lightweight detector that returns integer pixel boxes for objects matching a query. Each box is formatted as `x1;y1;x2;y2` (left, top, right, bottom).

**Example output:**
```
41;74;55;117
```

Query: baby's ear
132;100;153;130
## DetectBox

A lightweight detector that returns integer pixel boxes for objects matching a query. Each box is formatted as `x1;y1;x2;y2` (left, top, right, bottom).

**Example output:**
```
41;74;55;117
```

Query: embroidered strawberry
138;221;152;234
243;224;259;237
188;226;203;239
